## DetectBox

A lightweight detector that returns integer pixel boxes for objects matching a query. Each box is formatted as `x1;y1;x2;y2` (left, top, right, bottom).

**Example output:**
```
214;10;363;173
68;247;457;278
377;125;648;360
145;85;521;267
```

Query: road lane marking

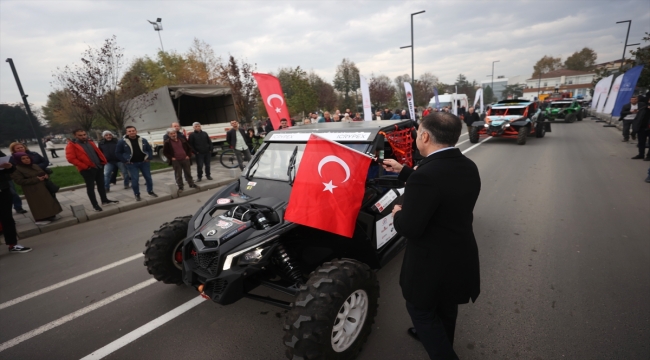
461;136;492;154
456;138;470;147
0;253;143;311
80;296;206;360
0;278;157;353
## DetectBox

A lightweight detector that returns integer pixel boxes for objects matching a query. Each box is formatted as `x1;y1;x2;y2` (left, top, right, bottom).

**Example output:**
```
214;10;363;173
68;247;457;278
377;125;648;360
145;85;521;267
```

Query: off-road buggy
469;99;550;145
144;120;417;359
545;99;584;123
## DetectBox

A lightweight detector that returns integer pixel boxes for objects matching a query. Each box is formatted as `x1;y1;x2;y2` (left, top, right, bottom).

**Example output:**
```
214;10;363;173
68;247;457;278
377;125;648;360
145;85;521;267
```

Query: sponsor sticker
217;198;232;205
216;220;233;229
268;132;371;142
375;214;397;249
247;181;257;186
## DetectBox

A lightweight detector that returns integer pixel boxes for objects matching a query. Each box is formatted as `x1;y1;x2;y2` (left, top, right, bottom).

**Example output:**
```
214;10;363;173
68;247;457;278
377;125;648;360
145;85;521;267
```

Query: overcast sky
1;0;649;107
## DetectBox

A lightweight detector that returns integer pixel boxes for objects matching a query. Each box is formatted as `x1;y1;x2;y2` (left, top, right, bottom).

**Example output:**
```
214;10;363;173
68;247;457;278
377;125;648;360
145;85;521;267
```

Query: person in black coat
264;118;274;134
382;111;481;359
619;96;640;142
188;122;214;181
465;106;480;133
226;120;253;170
631;96;650;160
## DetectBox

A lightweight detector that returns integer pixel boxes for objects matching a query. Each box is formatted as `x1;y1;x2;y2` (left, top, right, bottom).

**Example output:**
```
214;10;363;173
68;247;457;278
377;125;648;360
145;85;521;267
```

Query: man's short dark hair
280;118;287;122
125;125;136;131
420;112;462;146
72;129;85;135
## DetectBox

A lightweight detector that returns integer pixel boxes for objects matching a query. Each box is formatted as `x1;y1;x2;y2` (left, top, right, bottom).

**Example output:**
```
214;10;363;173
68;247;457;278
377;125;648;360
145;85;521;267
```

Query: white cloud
1;0;648;107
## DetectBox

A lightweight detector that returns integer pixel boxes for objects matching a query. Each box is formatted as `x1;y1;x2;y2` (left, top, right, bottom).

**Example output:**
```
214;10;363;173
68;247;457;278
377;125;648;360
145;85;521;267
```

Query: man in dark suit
631;96;650;160
226;120;252;170
383;111;481;359
619;96;639;142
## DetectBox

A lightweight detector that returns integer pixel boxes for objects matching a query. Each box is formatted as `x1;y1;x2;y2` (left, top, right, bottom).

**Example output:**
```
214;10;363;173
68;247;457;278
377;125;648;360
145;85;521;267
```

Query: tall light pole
491;60;500;91
399;10;425;83
147;18;164;52
616;20;640;72
6;58;49;163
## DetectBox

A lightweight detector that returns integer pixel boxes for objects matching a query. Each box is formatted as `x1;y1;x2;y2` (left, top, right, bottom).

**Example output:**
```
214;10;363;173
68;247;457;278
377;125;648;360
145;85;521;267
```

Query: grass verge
13;162;170;195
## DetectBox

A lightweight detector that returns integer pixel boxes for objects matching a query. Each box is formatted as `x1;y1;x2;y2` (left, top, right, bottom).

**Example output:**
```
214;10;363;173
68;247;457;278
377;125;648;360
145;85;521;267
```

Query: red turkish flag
285;134;372;238
253;72;291;130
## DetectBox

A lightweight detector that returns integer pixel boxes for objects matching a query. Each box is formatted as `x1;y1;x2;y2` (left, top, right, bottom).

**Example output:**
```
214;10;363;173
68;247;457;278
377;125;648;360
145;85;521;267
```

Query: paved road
1;118;648;360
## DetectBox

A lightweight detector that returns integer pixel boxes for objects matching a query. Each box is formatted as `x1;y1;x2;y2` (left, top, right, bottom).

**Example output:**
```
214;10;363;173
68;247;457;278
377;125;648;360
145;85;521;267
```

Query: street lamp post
399;10;425;84
5;58;50;163
491;60;500;92
616;20;640;72
147;18;165;52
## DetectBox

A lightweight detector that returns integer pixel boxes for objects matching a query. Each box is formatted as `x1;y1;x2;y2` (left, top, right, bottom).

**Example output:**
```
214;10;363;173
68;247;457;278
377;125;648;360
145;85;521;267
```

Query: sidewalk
7;164;240;239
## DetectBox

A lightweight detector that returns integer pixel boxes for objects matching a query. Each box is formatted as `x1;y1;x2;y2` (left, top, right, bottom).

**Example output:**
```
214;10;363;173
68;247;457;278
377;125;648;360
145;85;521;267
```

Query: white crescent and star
318;155;350;193
266;94;284;107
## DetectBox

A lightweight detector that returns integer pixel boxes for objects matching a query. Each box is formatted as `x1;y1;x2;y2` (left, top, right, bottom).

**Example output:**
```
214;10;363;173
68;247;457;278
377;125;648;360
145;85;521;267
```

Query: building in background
481;75;525;102
522;69;595;101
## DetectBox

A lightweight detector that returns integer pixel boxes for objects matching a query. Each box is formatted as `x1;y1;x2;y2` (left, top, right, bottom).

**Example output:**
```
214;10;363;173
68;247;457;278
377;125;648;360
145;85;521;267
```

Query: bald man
163;122;185;141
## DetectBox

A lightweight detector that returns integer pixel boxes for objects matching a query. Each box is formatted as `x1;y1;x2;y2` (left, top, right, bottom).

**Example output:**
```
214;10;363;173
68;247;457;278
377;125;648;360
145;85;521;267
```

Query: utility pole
616;20;640;72
6;58;50;163
400;10;425;84
491;60;500;93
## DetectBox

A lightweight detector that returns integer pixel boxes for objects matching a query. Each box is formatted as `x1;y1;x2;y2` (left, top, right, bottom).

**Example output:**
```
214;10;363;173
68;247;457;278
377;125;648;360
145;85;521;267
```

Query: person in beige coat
10;152;62;225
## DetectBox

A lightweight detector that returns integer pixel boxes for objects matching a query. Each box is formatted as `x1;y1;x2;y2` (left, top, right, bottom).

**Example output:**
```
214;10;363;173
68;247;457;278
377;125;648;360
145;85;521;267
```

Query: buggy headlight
238;248;264;265
223;235;279;270
504;123;511;127
484;124;489;128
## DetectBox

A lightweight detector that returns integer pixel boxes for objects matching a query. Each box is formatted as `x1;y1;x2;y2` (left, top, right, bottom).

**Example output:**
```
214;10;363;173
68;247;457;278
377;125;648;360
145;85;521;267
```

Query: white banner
603;74;623;115
359;75;372;121
596;75;614;113
474;88;484;113
591;78;606;109
404;82;416;121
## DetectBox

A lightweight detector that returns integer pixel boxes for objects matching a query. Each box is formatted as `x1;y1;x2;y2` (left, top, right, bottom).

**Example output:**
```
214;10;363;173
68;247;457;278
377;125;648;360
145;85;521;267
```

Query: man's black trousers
406;301;459;360
0;189;17;246
79;167;108;207
195;152;211;178
637;128;650;157
622;120;635;140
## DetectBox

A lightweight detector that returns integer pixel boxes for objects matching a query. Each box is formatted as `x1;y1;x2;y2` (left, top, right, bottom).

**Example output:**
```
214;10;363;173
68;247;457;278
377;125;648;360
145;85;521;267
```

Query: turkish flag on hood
285;134;372;238
253;72;290;130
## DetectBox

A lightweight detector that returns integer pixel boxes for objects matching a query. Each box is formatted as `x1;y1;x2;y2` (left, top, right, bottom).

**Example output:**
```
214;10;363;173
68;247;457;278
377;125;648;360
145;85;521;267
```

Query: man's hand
0;163;13;169
171;157;176;161
37;175;46;181
382;159;403;173
392;204;402;217
185;156;189;160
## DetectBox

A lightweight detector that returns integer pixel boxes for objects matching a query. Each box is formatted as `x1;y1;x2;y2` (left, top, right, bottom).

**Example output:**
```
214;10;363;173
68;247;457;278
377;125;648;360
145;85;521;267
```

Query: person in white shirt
45;138;59;158
620;95;639;142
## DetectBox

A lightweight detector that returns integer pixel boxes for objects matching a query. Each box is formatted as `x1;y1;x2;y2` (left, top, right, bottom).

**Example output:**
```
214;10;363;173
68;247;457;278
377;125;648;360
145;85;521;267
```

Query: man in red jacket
66;129;118;212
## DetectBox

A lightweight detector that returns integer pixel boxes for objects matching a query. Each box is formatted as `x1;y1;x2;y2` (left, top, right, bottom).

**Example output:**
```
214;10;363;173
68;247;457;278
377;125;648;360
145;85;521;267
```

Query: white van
428;93;469;115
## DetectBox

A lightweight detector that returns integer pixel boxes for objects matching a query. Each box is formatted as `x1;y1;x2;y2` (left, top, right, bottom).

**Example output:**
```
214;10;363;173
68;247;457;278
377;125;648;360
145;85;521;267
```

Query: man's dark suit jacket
226;128;252;150
619;103;635;121
393;148;481;310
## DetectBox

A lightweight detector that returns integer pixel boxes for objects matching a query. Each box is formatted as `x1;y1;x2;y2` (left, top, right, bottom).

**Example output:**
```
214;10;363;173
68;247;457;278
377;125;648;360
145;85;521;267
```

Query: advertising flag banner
433;87;440;110
474;88;484;113
284;134;372;238
591;77;607;109
404;82;416;120
359;75;372;121
596;75;614;113
603;74;624;115
612;65;645;117
252;72;290;130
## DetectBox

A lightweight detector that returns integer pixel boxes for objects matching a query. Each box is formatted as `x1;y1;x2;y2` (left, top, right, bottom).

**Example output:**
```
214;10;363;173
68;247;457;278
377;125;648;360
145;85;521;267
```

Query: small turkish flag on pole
285;134;372;238
253;72;291;130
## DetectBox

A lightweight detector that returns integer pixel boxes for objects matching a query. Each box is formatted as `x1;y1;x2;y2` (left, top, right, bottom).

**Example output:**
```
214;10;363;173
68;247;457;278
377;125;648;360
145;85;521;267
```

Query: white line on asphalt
0;278;157;353
456;138;470;147
0;253;143;311
461;136;492;154
80;296;206;360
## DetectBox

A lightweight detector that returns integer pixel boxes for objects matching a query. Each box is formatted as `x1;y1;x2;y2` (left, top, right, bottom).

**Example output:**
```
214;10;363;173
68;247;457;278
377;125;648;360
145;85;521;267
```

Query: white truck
428;93;469;115
127;84;237;162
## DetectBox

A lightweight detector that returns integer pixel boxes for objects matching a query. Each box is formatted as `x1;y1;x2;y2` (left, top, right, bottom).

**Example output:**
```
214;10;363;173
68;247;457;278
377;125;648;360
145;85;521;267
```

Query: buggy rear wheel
144;215;191;285
566;113;577;123
284;259;379;360
535;121;546;138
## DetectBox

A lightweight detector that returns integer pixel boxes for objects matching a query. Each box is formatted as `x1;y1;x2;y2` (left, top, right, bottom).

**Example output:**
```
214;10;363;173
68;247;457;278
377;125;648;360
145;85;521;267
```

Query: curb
16;177;235;239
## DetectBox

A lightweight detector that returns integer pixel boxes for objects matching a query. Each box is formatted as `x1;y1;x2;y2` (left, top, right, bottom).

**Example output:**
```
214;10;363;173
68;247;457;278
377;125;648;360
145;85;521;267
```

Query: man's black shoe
206;175;213;180
407;327;419;341
189;184;197;188
135;194;142;201
196;178;202;182
102;200;119;205
15;209;28;214
632;155;644;159
105;188;110;193
632;135;637;141
148;192;158;197
646;175;650;183
93;205;103;212
622;138;629;142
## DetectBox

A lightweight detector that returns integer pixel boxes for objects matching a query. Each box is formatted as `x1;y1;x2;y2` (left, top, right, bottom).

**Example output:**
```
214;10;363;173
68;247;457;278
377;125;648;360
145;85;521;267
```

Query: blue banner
433;87;440;110
612;65;645;117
